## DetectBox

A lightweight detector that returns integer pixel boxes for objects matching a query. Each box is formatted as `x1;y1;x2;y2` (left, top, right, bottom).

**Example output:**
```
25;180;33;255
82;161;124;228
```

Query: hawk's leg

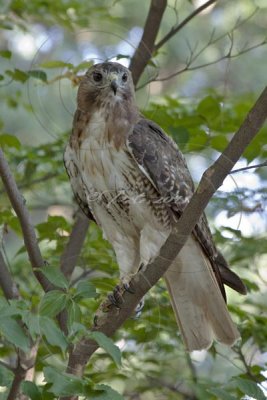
139;225;170;268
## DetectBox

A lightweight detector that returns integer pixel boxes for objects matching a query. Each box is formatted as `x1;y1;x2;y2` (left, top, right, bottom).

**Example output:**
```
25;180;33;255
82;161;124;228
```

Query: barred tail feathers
164;236;240;351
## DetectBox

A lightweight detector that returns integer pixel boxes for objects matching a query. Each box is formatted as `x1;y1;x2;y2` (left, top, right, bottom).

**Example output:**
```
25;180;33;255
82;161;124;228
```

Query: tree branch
58;210;90;335
230;160;267;174
0;148;52;291
129;0;167;86
0;251;20;299
154;0;217;51
60;210;89;279
7;343;39;400
61;87;267;390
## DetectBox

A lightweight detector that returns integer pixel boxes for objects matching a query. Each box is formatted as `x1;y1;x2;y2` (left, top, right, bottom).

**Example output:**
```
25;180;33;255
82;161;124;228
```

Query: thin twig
154;0;218;51
234;346;261;383
61;87;267;392
0;172;58;195
137;39;266;89
230;161;267;174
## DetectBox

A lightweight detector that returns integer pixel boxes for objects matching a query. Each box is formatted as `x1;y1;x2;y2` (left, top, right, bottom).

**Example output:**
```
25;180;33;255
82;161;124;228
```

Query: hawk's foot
107;284;125;308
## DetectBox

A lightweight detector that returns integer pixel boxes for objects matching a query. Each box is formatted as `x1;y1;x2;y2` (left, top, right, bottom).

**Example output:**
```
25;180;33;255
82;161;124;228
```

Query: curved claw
123;282;135;294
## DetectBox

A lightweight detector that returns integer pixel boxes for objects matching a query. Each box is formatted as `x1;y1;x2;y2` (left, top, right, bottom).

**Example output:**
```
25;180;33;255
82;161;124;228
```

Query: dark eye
92;72;103;82
122;73;128;82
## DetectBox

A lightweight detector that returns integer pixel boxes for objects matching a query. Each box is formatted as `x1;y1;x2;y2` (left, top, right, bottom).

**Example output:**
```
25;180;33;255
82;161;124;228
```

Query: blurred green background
0;1;267;399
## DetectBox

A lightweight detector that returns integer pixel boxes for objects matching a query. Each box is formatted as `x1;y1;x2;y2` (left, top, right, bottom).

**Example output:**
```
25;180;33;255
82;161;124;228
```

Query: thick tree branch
129;0;167;86
154;0;217;51
0;149;52;291
62;87;267;390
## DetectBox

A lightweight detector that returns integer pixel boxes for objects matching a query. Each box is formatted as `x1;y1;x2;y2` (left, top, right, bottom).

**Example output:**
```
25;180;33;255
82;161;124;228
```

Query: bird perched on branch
64;61;246;351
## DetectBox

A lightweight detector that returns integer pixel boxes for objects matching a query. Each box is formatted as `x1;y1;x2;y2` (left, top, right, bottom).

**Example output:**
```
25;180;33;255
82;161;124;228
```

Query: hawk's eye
92;72;103;82
122;73;128;82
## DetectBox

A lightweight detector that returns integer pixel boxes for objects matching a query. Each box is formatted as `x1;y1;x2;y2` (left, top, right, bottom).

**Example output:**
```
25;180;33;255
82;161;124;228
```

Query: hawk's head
77;62;135;111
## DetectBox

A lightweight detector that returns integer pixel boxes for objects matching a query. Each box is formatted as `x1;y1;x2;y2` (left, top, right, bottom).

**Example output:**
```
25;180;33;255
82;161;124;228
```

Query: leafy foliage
0;0;267;399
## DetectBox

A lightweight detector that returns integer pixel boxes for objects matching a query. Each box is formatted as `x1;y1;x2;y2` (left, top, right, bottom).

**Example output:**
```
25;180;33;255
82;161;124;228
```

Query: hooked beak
110;79;118;95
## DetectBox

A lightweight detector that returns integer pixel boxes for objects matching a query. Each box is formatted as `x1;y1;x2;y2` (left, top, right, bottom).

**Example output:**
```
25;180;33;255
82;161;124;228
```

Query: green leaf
37;267;69;289
28;69;47;82
0;363;14;386
73;61;93;72
0;303;22;318
0;134;21;149
74;280;97;300
39;316;68;352
0;317;30;351
208;387;237;400
21;381;42;400
40;60;73;69
93;384;124;400
22;312;40;340
44;367;86;396
6;68;29;82
66;301;81;331
0;50;12;59
170;126;189;149
210;135;229;151
39;290;67;317
197;96;221;120
89;332;121;366
233;377;266;400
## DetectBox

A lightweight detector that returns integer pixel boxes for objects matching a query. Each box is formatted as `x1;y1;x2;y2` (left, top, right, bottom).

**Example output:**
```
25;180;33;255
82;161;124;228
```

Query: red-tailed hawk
64;62;246;351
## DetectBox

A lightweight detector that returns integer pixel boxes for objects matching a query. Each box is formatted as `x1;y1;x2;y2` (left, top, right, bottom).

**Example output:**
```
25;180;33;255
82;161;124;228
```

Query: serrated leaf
39;316;68;352
28;69;47;82
40;60;73;69
89;332;121;366
94;384;124;400
39;290;67;317
37;267;69;289
74;280;97;300
21;381;42;400
0;134;21;149
233;377;266;400
0;317;30;352
0;50;12;59
44;367;86;396
208;387;236;400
